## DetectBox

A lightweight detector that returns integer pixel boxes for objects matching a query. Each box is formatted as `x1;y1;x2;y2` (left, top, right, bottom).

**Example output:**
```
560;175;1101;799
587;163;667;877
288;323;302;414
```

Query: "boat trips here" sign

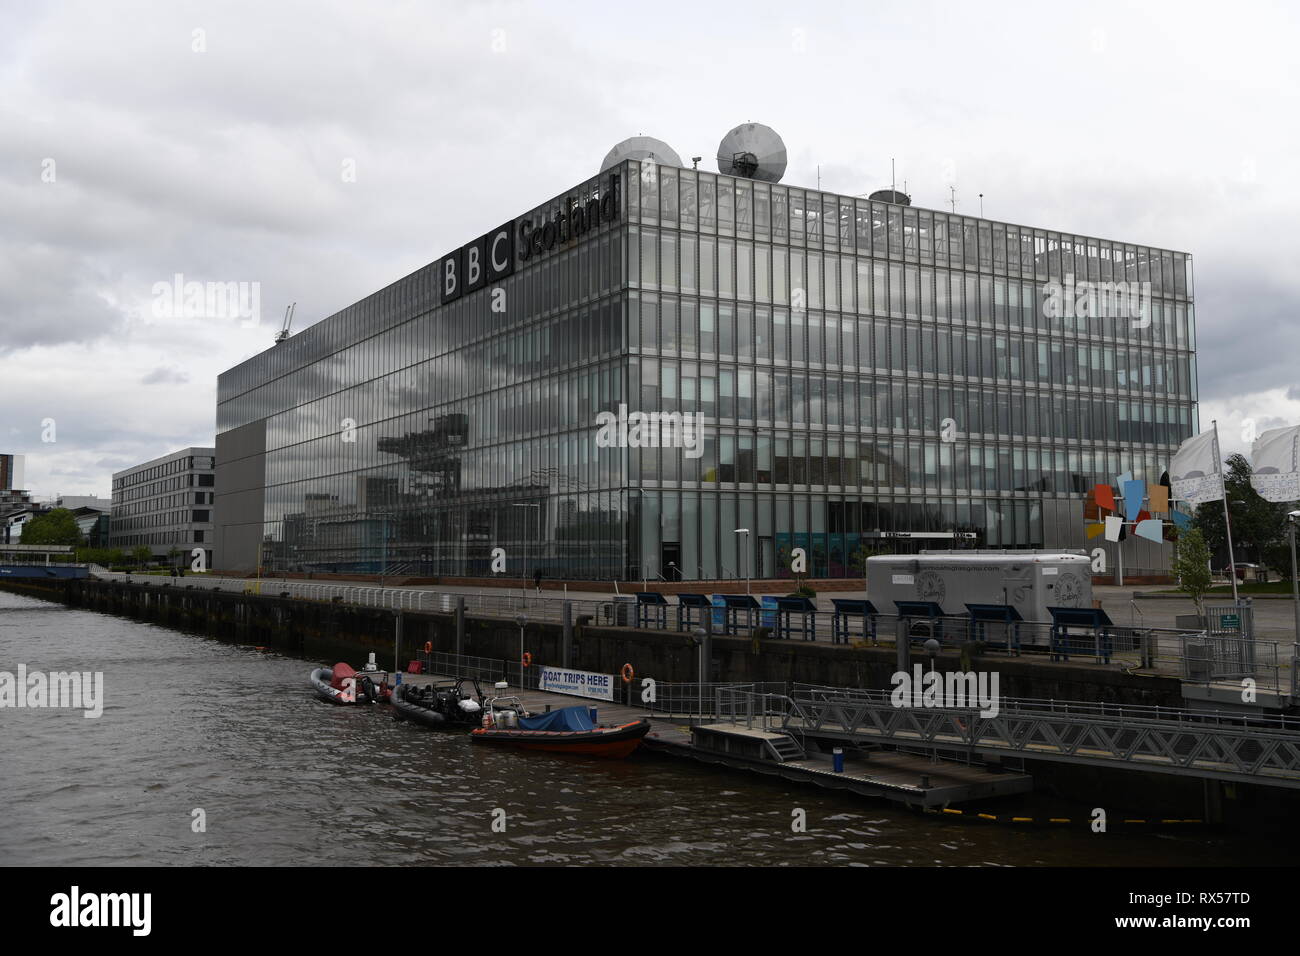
539;667;614;702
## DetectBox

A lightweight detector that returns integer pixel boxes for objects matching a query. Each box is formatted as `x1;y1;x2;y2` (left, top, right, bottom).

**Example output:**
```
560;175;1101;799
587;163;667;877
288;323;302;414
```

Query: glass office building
214;158;1197;580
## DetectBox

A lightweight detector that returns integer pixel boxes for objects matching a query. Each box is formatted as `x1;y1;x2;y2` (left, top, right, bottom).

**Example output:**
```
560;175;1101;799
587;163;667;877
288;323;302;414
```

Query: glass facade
215;160;1197;580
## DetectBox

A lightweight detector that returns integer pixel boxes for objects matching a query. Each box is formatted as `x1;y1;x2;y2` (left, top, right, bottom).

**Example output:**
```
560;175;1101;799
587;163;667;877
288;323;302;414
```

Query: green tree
1194;454;1292;569
76;547;126;566
20;508;83;546
131;545;152;569
1261;535;1297;579
1172;527;1213;616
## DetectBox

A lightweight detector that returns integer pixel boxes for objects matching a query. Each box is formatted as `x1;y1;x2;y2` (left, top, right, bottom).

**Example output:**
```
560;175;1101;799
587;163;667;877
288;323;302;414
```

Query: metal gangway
728;686;1300;790
702;682;1300;790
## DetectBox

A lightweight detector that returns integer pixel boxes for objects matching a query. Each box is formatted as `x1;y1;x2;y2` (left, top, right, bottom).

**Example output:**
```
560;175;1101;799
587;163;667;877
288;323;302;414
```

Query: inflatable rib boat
390;678;484;728
309;662;388;705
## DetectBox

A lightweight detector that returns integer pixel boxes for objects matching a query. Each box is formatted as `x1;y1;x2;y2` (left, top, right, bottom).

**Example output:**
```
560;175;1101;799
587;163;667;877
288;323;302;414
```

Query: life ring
621;663;634;684
522;652;533;668
424;641;432;653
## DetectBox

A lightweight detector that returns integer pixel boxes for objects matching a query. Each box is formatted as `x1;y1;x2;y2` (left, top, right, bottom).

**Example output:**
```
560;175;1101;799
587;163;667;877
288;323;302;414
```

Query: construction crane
274;302;296;344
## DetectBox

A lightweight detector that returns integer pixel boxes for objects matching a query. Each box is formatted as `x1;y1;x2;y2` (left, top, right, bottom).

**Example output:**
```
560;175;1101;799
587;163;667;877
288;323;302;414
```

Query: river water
0;589;1289;866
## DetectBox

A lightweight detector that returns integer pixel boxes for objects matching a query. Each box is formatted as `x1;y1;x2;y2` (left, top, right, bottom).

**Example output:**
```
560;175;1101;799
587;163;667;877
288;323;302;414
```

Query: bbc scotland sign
438;221;515;304
438;173;620;305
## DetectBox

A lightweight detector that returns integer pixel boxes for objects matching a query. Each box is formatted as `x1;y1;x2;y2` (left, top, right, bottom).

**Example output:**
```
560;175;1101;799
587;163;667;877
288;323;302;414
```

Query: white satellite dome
716;123;787;182
600;136;684;174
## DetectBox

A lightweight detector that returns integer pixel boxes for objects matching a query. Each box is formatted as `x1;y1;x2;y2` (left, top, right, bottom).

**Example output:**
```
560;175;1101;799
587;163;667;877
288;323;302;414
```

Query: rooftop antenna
949;185;957;213
891;158;896;195
817;164;821;190
979;192;984;217
275;302;296;344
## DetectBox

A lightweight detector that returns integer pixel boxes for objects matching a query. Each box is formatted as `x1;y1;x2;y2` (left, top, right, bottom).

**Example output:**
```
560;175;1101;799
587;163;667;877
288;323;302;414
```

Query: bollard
832;747;844;773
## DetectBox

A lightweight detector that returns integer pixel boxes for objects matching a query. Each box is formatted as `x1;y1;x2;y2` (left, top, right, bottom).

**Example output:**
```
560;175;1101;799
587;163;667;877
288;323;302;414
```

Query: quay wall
3;577;1186;708
5;576;1281;825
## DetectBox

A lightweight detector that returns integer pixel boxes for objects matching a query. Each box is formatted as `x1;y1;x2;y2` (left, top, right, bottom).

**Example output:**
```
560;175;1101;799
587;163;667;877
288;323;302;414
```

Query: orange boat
470;701;649;758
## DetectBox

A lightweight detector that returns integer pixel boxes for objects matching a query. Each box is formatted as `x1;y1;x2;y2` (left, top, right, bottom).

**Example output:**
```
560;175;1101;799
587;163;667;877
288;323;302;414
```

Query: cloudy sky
2;0;1297;499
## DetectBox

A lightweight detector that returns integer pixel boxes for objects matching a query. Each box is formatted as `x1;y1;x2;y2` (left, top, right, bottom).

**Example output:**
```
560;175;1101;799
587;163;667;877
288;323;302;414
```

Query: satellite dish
716;123;787;182
600;136;683;174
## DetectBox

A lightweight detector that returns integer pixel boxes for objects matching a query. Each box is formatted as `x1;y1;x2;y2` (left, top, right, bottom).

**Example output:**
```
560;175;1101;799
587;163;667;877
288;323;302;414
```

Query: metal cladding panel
213;418;267;572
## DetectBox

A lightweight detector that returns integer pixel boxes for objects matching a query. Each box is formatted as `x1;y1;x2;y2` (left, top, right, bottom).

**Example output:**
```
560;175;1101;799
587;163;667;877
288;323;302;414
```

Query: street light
1288;511;1300;643
515;613;528;689
734;528;751;595
692;624;708;717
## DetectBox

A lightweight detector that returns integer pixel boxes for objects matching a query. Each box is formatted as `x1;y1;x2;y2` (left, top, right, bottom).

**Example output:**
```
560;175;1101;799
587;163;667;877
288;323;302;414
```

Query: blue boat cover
517;705;595;732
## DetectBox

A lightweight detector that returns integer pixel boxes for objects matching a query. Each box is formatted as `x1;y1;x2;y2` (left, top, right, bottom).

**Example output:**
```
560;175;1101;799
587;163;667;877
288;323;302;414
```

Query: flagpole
1212;420;1240;603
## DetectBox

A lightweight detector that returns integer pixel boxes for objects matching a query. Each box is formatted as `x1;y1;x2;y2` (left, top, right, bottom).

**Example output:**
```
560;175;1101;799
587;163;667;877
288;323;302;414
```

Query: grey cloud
140;366;191;385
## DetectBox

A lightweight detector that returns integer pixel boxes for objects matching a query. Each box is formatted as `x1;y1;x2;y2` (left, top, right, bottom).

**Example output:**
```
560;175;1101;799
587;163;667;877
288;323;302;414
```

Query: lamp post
692;625;708;718
734;528;751;595
1288;511;1300;642
515;613;528;689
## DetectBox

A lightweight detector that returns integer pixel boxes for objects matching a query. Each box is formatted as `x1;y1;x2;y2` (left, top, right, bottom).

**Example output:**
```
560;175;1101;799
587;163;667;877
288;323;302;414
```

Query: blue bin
589;707;598;725
832;747;844;773
710;594;727;629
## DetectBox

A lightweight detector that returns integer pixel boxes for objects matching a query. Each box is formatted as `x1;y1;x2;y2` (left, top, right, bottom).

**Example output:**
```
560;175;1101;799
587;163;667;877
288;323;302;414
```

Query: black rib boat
390;677;485;729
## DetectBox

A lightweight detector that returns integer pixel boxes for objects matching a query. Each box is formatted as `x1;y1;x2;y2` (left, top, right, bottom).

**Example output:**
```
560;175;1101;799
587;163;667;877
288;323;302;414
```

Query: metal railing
419;649;542;691
692;682;1300;786
96;572;436;611
93;569;1292;690
403;652;1300;784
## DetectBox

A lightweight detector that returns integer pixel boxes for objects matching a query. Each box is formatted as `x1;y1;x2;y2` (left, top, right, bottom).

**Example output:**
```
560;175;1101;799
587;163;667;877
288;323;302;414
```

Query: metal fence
98;570;1292;691
637;679;1300;733
419;649;543;692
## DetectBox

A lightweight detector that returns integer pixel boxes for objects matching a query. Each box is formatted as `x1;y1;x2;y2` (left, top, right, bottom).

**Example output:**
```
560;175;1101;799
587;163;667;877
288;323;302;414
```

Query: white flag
1168;430;1222;505
1250;425;1300;503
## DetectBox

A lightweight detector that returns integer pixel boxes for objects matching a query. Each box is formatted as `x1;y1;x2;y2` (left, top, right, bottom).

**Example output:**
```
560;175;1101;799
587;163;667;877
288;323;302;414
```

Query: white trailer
865;550;1093;626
